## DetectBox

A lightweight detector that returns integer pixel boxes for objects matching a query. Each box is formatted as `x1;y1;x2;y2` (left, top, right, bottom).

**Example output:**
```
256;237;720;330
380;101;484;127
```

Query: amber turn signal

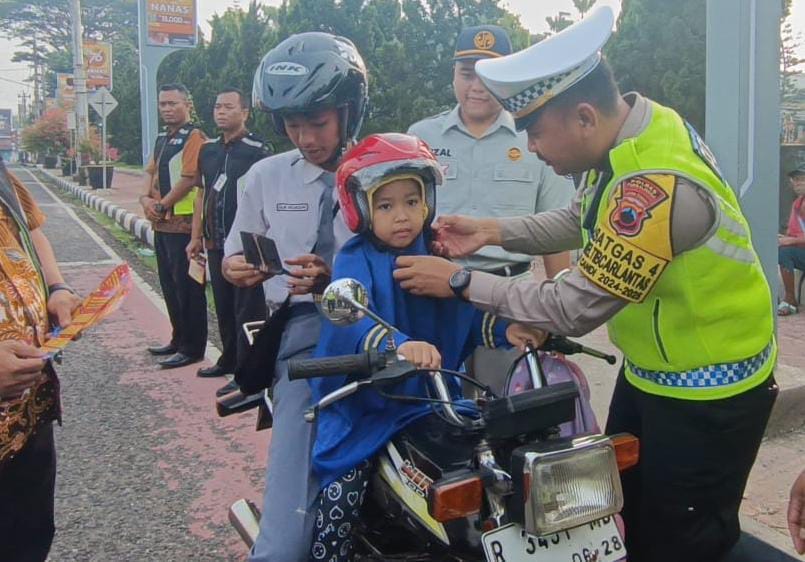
428;474;483;522
611;433;640;471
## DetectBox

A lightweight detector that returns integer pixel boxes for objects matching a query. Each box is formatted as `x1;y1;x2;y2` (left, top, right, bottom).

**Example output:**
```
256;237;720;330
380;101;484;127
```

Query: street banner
145;0;197;48
42;263;133;356
56;73;76;109
83;40;113;91
0;109;11;137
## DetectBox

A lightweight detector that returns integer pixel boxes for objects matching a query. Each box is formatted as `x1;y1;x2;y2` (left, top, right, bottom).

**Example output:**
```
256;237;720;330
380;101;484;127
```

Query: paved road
11;167;266;561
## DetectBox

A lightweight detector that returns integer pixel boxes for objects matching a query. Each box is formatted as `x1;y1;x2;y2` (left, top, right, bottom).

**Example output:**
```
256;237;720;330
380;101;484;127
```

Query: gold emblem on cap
508;147;522;161
474;31;495;50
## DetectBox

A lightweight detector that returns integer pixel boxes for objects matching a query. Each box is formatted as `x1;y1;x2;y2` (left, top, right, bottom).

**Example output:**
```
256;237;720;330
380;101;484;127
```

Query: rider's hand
285;254;331;295
223;254;270;288
431;215;501;258
789;469;805;554
398;341;442;370
47;288;81;328
505;323;548;352
186;237;203;262
0;341;46;399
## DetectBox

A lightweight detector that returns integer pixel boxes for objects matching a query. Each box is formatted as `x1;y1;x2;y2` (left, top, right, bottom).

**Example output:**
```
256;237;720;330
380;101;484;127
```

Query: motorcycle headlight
511;435;624;536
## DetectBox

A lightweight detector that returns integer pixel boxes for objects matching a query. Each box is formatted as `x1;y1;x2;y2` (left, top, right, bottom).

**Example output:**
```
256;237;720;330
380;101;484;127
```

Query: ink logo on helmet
609;176;669;237
266;62;309;76
473;31;496;50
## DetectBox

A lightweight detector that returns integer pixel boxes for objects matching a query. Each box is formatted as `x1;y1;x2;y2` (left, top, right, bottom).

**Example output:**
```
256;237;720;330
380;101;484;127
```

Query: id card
212;173;228;192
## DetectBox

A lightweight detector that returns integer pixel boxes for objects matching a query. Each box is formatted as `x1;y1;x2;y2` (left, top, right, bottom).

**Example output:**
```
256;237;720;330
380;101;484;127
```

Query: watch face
450;268;471;293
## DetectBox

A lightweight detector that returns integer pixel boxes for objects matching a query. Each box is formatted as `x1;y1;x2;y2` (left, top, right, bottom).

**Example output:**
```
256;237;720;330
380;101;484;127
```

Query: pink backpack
505;352;600;436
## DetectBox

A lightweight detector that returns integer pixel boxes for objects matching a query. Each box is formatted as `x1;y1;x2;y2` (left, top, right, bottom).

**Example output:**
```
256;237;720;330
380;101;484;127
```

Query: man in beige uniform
393;7;777;561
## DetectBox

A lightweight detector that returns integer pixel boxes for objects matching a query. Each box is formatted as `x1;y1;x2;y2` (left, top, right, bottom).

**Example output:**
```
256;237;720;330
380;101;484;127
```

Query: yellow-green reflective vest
579;101;775;400
154;125;198;216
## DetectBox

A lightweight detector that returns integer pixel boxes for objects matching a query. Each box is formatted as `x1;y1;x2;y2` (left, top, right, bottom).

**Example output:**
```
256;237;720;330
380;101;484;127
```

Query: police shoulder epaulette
178;127;190;135
157;131;167;137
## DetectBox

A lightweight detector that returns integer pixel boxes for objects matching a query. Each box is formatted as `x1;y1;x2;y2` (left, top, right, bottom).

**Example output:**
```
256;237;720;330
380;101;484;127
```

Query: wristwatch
448;268;472;301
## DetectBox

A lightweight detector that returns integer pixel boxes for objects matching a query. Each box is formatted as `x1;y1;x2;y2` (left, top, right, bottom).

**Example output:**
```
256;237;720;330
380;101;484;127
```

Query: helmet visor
347;158;443;195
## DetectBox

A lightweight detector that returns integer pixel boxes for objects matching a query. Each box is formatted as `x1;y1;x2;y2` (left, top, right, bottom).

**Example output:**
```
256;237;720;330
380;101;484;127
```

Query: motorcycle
220;278;639;562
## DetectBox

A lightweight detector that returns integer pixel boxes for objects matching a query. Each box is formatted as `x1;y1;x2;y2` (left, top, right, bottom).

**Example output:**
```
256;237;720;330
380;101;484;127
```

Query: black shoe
148;343;178;356
197;364;230;378
158;352;204;369
216;379;240;397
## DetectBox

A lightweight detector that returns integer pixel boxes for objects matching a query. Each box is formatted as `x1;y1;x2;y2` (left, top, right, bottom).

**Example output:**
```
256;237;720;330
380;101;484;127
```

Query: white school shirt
224;149;354;309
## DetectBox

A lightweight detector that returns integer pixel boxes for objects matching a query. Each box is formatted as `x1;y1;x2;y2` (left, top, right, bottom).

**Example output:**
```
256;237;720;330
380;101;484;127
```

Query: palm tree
573;0;598;18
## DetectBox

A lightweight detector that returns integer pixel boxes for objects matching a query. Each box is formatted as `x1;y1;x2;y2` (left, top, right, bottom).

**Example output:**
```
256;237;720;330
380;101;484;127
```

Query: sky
0;0;803;119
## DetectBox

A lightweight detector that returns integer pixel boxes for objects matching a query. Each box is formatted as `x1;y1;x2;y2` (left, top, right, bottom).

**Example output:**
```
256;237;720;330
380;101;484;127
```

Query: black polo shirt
198;131;270;249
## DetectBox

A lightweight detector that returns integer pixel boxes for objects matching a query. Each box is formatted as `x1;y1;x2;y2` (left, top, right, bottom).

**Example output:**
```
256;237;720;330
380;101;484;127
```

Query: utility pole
32;33;42;119
70;0;90;143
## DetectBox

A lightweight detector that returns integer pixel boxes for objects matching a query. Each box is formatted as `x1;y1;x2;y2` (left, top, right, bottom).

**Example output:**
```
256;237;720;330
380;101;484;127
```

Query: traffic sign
88;87;118;118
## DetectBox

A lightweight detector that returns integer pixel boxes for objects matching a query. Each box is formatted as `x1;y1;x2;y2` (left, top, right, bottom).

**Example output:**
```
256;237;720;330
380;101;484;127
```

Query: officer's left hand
393;256;460;298
286;254;331;295
47;289;82;328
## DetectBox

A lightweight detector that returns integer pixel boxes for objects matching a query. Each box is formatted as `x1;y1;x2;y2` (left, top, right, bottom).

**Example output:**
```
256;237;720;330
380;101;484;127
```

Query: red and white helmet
337;133;443;234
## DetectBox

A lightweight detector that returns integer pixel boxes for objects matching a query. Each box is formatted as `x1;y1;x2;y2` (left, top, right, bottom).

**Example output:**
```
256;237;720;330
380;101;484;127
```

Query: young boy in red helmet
306;133;545;561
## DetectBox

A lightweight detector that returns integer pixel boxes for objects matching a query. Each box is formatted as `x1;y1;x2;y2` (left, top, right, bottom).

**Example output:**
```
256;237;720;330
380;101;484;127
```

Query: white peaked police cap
475;5;615;130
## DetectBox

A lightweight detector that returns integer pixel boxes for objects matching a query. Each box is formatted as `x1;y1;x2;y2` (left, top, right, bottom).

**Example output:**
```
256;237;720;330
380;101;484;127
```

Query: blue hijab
309;233;481;486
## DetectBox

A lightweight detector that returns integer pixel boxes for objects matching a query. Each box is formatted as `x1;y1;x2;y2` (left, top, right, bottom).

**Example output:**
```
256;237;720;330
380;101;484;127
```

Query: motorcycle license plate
482;516;625;562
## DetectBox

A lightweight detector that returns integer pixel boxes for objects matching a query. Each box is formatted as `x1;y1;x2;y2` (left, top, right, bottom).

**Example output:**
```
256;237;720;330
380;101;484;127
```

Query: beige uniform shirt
468;93;718;336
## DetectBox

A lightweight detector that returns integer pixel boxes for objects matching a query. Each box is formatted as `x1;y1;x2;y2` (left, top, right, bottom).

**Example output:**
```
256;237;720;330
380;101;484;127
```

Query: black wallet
240;232;286;275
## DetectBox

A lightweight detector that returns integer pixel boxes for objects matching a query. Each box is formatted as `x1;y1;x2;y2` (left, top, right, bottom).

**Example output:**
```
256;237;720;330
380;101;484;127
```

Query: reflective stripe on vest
155;126;198;216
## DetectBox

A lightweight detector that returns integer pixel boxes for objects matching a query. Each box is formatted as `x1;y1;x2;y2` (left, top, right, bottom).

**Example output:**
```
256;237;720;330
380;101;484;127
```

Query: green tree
605;0;706;131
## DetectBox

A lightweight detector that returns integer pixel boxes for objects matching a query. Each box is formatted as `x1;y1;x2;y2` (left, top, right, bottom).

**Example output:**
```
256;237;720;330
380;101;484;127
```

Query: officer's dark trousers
154;231;207;358
605;368;778;562
0;423;56;562
207;248;265;371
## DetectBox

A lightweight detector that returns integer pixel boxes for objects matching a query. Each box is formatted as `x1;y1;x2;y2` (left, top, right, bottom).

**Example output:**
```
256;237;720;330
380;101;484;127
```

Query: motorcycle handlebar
541;336;618;365
288;351;390;380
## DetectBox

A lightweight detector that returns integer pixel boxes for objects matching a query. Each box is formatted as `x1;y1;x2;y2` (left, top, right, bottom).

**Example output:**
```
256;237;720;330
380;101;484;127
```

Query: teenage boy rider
221;32;366;562
187;88;270;395
393;7;778;562
140;84;208;369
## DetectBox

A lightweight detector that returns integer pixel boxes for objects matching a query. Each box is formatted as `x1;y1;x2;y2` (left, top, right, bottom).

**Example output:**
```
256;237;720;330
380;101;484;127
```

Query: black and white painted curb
38;167;155;248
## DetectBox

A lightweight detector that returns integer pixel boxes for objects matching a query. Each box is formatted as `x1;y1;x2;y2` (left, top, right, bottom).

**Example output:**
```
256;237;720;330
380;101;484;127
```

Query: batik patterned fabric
0;173;58;464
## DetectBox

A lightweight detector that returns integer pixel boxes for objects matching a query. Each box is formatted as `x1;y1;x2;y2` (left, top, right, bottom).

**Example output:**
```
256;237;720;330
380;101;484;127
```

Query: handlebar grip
288;352;385;380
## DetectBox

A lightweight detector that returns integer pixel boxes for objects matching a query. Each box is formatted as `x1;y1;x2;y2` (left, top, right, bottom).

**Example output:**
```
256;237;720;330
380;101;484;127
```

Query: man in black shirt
187;88;269;393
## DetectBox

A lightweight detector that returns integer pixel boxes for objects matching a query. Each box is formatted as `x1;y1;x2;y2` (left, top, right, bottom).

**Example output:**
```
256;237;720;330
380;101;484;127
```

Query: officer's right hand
432;215;501;258
0;341;46;398
222;254;270;288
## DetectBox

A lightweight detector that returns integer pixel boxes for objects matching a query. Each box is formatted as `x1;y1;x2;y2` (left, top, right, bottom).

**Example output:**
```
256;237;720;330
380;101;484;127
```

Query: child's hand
398;341;442;370
506;323;548;352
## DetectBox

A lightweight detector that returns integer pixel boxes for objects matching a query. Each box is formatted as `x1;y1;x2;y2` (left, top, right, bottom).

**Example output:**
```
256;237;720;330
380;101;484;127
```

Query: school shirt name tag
276;203;309;212
212;174;227;192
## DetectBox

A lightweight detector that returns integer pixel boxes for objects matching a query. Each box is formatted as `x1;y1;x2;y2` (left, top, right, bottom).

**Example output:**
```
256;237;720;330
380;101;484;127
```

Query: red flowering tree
21;108;70;156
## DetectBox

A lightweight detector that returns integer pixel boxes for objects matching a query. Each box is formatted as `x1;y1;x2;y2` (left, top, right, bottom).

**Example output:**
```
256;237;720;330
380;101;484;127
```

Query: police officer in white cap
408;24;573;395
393;6;777;561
